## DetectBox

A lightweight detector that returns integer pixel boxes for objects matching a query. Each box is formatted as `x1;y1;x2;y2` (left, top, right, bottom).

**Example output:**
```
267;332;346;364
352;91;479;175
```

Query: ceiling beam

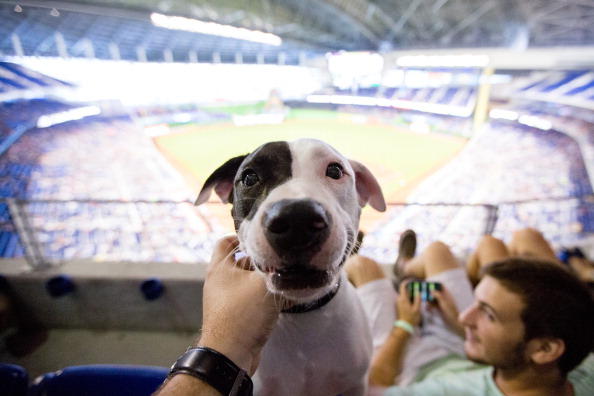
441;0;497;43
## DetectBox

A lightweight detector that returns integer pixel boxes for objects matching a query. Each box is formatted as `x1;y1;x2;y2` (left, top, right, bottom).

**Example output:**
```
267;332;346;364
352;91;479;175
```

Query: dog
195;138;386;396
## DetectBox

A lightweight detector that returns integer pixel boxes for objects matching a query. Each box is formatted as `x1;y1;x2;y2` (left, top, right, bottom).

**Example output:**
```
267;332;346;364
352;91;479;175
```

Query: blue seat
27;365;169;396
0;363;29;396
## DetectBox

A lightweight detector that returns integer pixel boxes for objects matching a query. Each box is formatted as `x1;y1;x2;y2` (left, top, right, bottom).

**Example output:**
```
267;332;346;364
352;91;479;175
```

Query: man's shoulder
384;354;594;396
384;365;501;396
416;354;485;381
570;354;594;396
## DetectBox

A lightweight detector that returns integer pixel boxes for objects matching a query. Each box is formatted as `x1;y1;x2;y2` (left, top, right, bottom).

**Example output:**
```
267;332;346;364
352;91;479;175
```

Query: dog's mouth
259;264;332;290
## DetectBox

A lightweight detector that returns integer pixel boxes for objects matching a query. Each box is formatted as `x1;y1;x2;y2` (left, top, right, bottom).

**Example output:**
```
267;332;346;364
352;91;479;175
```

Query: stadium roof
1;0;594;65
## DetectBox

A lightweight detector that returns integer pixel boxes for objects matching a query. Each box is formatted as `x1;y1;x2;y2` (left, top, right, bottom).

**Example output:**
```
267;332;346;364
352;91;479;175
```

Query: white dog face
196;138;385;302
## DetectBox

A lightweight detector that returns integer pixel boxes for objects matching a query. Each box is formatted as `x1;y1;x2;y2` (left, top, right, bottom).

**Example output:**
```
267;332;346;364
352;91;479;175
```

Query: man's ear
528;337;565;365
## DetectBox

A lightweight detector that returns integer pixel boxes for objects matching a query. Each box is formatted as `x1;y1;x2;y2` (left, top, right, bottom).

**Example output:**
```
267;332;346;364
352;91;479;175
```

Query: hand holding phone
406;281;442;303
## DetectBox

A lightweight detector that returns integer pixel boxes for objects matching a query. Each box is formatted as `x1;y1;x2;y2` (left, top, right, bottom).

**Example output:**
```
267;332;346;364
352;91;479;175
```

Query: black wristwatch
169;347;253;396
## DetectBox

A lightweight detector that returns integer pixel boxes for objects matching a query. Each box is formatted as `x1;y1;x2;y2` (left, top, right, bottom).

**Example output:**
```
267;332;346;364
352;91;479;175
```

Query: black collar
281;278;341;314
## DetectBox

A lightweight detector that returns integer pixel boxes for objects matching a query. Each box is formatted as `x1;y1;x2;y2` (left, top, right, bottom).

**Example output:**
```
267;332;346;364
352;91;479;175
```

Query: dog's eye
326;163;343;180
242;169;259;187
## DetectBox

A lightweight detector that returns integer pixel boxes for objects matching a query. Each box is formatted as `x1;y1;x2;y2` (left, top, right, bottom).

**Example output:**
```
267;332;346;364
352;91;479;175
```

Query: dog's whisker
211;246;242;278
264;289;290;312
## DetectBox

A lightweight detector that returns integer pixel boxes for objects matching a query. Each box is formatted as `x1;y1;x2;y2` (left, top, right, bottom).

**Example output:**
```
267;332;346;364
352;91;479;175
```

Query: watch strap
169;347;253;396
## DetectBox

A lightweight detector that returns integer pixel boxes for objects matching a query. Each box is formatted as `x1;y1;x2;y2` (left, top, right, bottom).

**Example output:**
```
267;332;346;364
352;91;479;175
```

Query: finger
431;289;443;301
396;286;411;306
209;236;240;272
412;292;422;310
214;235;239;258
215;236;255;271
428;290;444;310
433;289;453;308
399;280;411;297
398;280;407;293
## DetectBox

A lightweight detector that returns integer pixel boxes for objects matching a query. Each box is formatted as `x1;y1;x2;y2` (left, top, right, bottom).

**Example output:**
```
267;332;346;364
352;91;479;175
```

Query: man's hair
482;257;594;374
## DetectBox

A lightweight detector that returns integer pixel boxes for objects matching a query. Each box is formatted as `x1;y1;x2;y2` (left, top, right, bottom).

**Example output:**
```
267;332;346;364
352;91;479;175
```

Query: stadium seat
0;363;29;396
26;365;169;396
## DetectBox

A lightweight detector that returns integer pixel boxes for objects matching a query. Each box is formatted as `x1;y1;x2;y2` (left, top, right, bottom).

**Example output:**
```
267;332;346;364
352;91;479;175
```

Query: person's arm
155;236;288;396
369;281;421;387
430;287;465;338
157;372;221;396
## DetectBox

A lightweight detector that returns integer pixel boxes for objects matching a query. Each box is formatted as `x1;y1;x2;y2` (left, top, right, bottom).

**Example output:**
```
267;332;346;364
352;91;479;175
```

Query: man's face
459;276;530;369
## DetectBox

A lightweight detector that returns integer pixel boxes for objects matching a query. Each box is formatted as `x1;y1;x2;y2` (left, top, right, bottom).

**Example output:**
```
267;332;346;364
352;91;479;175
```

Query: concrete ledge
1;259;207;332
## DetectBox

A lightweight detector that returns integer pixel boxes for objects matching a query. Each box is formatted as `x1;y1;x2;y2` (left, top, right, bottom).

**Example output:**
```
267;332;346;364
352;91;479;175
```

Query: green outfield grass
154;109;467;202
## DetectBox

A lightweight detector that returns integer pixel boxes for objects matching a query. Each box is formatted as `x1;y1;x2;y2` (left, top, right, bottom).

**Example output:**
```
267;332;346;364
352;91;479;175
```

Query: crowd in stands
358;69;594;262
2;99;594;264
360;120;594;262
332;85;478;109
1;65;594;266
507;101;594;190
0;100;228;263
1;99;76;260
0;99;73;132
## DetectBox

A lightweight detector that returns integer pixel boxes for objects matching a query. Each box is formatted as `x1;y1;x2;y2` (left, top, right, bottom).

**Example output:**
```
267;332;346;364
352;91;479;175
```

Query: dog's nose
263;199;330;258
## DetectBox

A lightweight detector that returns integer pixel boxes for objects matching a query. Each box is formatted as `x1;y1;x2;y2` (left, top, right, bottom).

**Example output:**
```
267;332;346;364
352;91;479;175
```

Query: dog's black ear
195;155;247;205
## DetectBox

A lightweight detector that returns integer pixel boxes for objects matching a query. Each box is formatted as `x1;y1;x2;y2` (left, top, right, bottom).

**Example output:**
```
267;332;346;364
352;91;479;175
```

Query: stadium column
472;66;493;132
55;32;69;58
109;43;121;61
11;34;24;57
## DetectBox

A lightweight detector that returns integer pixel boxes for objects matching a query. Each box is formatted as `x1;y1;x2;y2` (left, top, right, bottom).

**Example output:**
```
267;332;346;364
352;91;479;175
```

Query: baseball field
153;108;468;204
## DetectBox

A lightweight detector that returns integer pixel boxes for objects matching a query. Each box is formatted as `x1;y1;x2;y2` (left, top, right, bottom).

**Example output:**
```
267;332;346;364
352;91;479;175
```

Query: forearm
154;236;281;396
154;342;253;396
369;326;412;387
155;373;221;396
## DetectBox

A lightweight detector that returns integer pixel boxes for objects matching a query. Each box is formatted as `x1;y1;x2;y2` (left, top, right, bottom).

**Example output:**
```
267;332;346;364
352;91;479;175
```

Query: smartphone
406;281;442;303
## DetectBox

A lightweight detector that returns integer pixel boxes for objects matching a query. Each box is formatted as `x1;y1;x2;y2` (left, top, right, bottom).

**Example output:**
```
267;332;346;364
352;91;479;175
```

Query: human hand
396;281;422;326
197;235;287;375
429;286;464;337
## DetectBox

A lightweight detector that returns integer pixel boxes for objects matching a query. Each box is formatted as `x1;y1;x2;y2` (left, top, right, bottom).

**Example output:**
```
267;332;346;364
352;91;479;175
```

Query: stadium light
151;13;282;46
489;108;519;121
37;106;101;128
518;115;552;131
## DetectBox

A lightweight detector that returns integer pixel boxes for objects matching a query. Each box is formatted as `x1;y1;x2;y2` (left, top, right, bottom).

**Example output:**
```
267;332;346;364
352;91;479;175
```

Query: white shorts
356;268;474;385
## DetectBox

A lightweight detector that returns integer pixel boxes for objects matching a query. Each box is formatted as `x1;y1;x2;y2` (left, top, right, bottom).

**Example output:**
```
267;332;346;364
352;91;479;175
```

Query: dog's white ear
195;155;247;206
349;160;386;212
